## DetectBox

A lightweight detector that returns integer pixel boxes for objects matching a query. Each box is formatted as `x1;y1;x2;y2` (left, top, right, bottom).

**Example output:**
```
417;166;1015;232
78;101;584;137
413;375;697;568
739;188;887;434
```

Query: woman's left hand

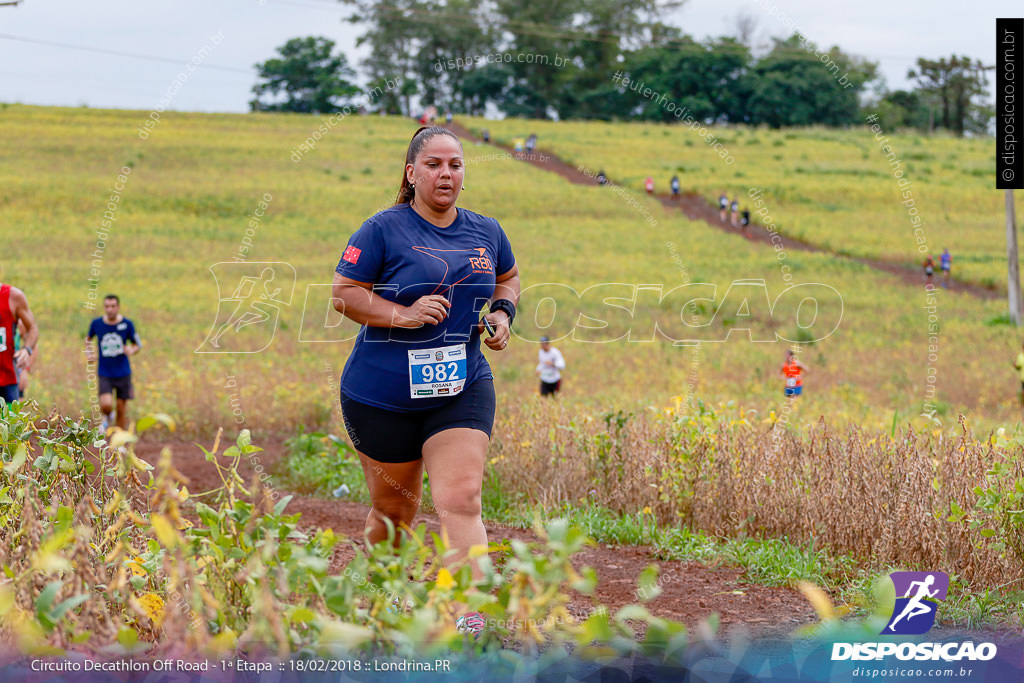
480;311;511;351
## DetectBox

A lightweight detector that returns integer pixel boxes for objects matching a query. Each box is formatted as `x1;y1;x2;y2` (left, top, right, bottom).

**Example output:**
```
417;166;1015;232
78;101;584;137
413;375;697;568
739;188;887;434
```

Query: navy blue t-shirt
87;317;138;378
336;204;516;412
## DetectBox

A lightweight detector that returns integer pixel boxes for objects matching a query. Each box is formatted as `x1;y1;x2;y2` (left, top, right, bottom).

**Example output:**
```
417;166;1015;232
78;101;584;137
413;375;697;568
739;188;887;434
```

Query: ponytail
394;125;463;205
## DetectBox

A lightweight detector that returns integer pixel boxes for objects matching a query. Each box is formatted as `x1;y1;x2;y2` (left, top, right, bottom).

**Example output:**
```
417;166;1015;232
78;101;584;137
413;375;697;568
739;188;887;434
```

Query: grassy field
1;104;1019;436
468;117;1008;289
2;104;1024;631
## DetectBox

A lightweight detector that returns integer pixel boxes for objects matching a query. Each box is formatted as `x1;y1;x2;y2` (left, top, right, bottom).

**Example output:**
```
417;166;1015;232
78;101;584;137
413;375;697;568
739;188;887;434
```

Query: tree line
249;0;993;136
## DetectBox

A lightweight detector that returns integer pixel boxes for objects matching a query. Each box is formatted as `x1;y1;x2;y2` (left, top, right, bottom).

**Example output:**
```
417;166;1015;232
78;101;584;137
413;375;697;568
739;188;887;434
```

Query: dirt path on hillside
450;121;999;301
135;435;816;642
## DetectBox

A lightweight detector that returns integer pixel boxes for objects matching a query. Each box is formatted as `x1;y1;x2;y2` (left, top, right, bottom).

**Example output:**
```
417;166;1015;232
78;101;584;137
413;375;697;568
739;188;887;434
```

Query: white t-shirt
536;346;565;383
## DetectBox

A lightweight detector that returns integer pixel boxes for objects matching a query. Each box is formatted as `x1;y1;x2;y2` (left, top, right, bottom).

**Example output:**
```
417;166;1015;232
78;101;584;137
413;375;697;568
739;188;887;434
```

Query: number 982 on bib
408;344;468;398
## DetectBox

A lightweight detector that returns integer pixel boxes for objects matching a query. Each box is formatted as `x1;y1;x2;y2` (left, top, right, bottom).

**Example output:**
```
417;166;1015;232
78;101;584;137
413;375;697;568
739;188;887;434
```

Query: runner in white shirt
536;336;565;397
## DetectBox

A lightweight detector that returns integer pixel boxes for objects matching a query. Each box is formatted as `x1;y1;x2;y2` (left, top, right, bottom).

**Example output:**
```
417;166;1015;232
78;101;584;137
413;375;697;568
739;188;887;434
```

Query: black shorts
341;378;496;464
540;379;561;395
99;374;134;400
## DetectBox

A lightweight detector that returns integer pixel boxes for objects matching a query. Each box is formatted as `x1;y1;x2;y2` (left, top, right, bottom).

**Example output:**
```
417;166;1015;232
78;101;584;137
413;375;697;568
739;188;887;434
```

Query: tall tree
340;0;426;116
743;35;876;127
623;35;750;123
908;55;990;136
250;37;360;113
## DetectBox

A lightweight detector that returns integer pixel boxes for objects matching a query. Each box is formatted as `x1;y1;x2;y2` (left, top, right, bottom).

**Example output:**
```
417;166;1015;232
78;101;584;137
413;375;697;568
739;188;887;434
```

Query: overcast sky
0;0;1017;114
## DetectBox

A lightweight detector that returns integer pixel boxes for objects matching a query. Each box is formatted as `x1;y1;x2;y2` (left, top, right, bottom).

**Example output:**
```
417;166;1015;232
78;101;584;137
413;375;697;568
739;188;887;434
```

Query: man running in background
780;349;807;398
670;175;680;198
86;295;141;430
536;336;565;397
0;271;39;404
940;248;952;288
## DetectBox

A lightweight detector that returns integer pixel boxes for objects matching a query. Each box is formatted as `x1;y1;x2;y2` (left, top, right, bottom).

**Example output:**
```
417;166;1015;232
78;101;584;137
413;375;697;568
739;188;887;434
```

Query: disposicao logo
831;571;997;663
884;571;948;635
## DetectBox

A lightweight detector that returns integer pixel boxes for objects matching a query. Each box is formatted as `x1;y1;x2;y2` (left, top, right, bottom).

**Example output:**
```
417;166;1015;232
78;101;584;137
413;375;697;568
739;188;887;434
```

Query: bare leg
116;398;129;430
422;428;489;579
358;452;423;547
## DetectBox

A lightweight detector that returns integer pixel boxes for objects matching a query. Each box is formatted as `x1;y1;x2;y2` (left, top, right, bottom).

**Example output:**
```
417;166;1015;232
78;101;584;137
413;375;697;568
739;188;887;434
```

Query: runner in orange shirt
780;349;808;398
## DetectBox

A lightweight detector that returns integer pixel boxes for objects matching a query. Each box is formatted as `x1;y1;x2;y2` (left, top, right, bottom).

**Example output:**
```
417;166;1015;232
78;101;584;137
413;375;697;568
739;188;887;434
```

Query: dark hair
395;126;463;205
104;294;119;304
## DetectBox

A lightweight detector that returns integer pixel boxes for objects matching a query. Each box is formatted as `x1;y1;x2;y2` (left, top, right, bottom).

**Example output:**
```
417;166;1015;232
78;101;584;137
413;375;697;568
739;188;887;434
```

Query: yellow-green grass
0;104;1018;438
466;116;1009;289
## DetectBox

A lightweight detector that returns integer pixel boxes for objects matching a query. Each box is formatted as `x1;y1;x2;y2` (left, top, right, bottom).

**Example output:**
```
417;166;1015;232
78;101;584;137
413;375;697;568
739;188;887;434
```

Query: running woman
0;272;39;404
333;126;519;636
780;349;807;398
940;248;952;288
923;254;936;286
719;192;728;222
535;336;565;397
86;295;141;431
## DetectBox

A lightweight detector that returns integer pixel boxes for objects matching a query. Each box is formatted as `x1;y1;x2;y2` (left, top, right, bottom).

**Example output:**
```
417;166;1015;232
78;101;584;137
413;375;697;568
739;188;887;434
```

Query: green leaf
50;594;90;621
36;581;62;619
273;495;294;516
3;443;26;474
979;528;997;537
136;413;176;434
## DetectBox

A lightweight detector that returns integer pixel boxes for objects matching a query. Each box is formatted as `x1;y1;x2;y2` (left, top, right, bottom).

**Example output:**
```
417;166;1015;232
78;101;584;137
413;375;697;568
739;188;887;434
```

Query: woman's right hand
397;295;450;327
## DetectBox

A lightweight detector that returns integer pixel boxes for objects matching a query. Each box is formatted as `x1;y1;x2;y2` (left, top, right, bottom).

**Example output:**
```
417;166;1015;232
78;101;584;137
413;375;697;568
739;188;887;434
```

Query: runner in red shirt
0;275;39;404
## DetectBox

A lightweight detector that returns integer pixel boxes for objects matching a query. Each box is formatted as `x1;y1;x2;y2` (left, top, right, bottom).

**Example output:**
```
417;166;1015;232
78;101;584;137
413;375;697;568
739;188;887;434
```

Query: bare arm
10;288;37;370
480;265;521;351
332;273;449;328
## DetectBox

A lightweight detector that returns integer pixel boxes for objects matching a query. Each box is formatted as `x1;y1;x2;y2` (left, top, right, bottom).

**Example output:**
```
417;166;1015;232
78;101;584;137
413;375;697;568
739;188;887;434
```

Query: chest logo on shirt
411;246;493;294
100;332;125;358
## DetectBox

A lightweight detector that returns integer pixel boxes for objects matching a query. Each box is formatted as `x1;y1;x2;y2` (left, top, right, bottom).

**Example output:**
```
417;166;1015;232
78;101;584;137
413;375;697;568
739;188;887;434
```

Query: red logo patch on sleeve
342;245;361;265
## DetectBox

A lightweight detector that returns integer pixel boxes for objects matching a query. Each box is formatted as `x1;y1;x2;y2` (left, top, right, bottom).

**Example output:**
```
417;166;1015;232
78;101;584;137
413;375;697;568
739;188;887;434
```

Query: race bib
0;327;6;353
408;344;467;398
786;377;797;388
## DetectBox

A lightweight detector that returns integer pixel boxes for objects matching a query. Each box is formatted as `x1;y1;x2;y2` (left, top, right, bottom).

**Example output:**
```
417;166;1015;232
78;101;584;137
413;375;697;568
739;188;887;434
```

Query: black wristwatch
490;299;517;327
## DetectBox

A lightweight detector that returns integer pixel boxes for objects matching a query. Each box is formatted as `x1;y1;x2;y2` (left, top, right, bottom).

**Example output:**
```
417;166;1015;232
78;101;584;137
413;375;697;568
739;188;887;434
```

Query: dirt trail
450;121;999;300
135;435;816;641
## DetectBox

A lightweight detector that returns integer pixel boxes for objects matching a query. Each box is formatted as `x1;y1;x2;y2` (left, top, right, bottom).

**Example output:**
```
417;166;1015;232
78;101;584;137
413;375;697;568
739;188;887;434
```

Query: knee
372;499;418;526
433;483;482;519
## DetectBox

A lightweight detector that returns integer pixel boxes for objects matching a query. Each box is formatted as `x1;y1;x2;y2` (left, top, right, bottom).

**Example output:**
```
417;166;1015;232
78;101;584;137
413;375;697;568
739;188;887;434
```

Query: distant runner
670;175;680;198
597;169;607;186
780;349;807;398
536;336;565;397
730;198;739;227
525;133;537;155
0;273;39;405
923;255;936;286
719;192;728;222
741;208;750;236
86;295;141;431
940;248;952;288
